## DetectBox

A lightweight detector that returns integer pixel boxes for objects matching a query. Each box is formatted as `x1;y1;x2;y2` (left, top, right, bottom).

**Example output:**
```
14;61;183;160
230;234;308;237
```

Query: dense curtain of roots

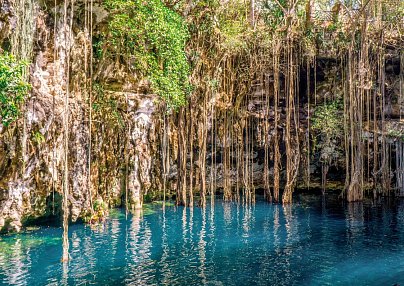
10;0;399;250
165;0;402;207
5;0;403;270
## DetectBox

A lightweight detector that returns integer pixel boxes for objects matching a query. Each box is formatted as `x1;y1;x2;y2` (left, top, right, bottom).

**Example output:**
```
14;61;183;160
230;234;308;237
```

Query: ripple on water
0;197;403;286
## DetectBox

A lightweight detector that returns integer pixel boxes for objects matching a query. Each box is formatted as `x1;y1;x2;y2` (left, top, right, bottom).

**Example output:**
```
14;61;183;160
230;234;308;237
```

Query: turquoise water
0;195;403;285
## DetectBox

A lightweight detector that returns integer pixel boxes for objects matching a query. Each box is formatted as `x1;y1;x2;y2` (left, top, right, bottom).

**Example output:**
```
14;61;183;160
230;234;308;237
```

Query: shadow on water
0;195;403;286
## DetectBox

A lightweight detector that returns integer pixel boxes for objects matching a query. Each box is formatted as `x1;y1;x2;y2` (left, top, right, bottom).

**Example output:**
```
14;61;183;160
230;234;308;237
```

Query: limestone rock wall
0;0;160;232
0;0;402;232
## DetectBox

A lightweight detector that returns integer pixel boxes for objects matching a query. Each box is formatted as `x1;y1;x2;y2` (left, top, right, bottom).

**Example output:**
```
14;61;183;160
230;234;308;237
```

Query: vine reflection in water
0;196;403;286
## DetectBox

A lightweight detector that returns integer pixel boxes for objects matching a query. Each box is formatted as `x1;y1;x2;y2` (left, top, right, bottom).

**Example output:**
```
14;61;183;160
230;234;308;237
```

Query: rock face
0;0;14;43
127;94;157;210
0;0;160;232
0;0;403;232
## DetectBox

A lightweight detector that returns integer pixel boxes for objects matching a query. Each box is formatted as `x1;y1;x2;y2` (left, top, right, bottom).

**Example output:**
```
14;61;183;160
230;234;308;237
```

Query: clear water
0;195;403;286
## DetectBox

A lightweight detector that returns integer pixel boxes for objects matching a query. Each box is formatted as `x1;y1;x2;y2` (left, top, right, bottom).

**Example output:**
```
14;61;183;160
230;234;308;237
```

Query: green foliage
217;1;251;51
92;83;124;129
93;198;108;212
83;198;109;224
103;0;190;110
387;129;404;142
143;193;153;204
261;0;287;29
32;131;45;145
0;53;30;127
311;99;344;164
383;1;404;24
311;100;344;138
93;37;104;59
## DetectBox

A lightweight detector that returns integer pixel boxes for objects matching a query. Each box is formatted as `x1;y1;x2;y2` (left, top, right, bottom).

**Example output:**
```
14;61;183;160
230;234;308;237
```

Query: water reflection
0;239;30;286
159;205;172;285
126;209;153;285
0;197;403;285
223;201;231;227
346;202;364;252
198;206;207;284
242;202;252;239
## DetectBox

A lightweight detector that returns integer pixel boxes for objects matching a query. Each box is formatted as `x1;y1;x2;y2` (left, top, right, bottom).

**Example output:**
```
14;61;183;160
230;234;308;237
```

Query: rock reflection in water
0;196;403;285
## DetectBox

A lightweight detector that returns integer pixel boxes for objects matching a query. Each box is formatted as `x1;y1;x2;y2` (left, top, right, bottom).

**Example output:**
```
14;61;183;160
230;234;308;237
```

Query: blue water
0;195;403;286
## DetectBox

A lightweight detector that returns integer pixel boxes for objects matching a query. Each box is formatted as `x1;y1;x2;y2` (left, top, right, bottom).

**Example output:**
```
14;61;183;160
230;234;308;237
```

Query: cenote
1;1;404;284
0;195;403;286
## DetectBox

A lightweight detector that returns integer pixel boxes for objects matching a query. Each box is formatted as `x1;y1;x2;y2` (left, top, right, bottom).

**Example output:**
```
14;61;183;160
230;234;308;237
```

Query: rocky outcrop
0;0;160;232
127;93;157;209
0;0;403;232
0;0;14;44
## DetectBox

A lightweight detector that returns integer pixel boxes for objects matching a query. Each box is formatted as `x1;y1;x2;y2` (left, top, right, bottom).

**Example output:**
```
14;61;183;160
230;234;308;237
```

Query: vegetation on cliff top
103;0;190;109
0;53;30;127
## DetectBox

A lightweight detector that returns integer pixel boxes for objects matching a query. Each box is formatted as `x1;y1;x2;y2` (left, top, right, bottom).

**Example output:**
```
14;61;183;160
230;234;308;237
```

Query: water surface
0;195;403;285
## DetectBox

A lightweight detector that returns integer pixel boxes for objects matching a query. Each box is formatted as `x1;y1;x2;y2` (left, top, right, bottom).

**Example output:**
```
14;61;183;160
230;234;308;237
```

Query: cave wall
0;0;161;232
0;0;403;232
166;52;403;200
